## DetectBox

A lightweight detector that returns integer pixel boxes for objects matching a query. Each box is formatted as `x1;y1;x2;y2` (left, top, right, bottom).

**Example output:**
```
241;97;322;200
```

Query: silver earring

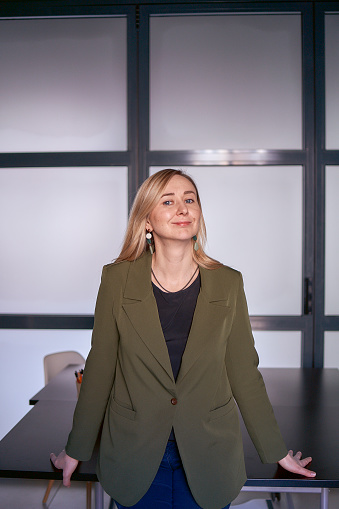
146;231;154;254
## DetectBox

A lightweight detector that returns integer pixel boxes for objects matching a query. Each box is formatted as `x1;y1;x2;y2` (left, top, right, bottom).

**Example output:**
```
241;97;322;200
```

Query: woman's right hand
50;449;79;487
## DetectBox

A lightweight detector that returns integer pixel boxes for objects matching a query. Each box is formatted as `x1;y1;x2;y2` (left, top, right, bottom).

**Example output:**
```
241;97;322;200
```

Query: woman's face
146;175;201;246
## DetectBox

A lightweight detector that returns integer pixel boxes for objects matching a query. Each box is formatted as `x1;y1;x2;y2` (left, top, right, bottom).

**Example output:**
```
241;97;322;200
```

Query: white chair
42;351;92;509
43;350;85;385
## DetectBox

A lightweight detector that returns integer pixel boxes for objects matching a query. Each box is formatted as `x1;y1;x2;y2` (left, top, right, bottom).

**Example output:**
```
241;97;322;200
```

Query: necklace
151;265;199;293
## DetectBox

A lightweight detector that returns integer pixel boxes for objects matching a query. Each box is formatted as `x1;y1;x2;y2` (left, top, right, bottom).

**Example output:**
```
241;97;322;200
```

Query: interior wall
0;3;338;440
0;16;129;440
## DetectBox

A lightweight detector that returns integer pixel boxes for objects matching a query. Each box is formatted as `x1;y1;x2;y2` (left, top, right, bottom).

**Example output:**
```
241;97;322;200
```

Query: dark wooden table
29;363;84;405
242;369;339;509
0;367;338;509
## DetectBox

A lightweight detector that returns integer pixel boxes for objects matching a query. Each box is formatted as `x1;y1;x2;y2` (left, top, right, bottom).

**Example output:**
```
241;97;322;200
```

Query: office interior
0;0;338;507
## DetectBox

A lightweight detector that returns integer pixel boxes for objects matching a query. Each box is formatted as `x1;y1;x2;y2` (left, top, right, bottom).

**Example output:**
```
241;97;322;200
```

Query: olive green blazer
66;252;287;509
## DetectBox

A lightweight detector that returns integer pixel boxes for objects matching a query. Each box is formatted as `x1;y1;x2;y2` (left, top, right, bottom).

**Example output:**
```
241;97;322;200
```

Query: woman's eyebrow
160;190;196;198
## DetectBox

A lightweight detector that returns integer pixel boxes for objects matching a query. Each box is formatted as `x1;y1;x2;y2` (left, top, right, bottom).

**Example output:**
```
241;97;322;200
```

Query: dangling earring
146;231;154;255
193;235;199;252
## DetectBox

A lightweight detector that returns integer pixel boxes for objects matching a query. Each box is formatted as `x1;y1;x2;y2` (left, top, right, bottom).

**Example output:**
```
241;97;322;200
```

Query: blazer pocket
210;300;231;310
209;397;235;421
111;398;136;421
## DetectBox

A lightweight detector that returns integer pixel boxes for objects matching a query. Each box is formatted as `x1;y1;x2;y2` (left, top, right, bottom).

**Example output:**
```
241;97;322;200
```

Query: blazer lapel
121;254;230;386
176;267;231;384
122;253;175;383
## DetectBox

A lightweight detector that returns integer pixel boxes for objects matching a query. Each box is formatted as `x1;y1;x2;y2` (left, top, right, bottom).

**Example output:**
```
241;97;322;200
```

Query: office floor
0;479;337;509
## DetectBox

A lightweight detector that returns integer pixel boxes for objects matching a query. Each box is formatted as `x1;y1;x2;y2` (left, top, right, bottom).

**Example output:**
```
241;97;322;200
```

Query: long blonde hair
115;169;222;269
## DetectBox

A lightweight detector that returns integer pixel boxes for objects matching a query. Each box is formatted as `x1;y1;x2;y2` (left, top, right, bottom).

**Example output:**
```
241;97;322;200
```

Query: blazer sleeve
225;272;288;464
65;265;120;461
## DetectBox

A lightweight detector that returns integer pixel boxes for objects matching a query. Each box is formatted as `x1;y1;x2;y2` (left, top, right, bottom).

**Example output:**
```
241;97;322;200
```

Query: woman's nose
177;201;188;214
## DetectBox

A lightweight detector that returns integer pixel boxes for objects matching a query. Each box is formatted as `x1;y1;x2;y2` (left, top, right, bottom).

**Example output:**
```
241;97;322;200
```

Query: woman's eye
163;200;172;205
185;198;194;204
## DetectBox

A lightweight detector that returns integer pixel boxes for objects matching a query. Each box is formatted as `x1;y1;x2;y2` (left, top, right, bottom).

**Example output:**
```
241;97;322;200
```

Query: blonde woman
51;169;315;509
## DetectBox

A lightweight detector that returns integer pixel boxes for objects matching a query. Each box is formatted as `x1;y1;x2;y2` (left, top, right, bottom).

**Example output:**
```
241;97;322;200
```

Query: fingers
50;450;79;487
50;451;70;487
63;471;72;487
288;450;312;466
293;462;316;477
300;467;316;478
63;456;79;487
299;456;313;467
50;452;62;469
292;460;316;477
292;451;314;471
278;450;316;478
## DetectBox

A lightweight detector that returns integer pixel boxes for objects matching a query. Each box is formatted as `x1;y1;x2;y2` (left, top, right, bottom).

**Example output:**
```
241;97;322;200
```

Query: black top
152;273;201;381
152;273;200;441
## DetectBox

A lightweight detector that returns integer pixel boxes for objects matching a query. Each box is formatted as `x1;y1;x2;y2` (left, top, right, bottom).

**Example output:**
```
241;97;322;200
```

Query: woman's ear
145;218;152;232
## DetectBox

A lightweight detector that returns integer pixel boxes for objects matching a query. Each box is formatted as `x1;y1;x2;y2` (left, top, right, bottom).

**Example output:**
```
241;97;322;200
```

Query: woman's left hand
278;450;316;477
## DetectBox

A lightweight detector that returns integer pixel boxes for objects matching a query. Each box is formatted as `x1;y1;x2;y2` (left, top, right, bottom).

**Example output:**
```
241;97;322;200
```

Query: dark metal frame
1;0;338;368
139;2;315;366
0;3;138;330
0;3;138;205
314;2;339;367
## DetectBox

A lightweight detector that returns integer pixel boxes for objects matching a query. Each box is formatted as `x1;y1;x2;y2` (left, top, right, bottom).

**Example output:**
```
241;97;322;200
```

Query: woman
51;169;315;509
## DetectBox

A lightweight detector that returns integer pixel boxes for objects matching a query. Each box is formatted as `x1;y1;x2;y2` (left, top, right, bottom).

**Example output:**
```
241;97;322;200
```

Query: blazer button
171;398;177;405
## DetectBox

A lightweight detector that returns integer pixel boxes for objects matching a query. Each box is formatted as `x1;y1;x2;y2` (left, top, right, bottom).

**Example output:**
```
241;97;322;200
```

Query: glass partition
151;166;303;316
325;14;339;149
150;14;302;150
0;167;128;314
324;332;339;369
325;166;339;315
253;331;301;368
0;329;92;440
0;17;127;152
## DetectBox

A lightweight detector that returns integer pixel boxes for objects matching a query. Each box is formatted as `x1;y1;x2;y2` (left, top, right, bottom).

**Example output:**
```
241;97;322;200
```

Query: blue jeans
115;441;231;509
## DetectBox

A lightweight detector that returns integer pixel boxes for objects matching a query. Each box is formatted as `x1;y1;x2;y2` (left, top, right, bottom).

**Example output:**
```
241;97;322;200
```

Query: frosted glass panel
0;18;127;152
324;332;339;369
325;166;339;314
0;167;128;313
150;15;302;150
325;15;339;149
0;329;92;440
151;166;302;315
253;331;301;368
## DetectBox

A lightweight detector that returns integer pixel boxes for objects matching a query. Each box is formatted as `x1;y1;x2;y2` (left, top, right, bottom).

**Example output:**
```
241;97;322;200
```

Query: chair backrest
43;350;85;385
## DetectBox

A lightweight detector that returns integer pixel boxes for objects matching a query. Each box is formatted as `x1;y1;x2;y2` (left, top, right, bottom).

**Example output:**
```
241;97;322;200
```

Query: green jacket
66;252;287;509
